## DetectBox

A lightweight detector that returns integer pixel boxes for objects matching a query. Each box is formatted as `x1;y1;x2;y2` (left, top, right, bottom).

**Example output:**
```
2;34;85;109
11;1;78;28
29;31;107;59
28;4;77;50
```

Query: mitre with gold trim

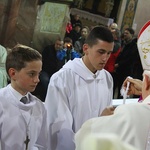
138;21;150;70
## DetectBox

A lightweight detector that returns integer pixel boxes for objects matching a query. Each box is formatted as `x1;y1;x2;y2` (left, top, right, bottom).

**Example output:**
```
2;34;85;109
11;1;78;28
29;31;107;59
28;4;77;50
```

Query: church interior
0;0;149;52
0;0;149;101
1;1;150;150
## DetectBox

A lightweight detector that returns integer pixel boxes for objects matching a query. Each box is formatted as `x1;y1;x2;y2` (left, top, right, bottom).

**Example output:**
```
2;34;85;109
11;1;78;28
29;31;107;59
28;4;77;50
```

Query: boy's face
83;40;114;73
10;60;42;95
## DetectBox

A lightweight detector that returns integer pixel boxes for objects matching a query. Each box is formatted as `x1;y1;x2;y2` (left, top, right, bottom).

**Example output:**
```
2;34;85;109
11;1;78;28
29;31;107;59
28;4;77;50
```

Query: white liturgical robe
45;58;113;150
75;95;150;150
0;84;47;150
76;133;138;150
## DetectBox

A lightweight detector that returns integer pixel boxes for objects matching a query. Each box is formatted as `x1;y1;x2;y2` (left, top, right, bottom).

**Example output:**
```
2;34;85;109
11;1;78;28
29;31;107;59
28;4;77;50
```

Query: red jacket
105;47;121;73
66;23;73;34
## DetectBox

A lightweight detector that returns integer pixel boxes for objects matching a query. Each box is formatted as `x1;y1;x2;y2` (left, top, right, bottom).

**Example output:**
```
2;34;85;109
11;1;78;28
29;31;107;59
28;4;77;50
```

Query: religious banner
121;0;138;32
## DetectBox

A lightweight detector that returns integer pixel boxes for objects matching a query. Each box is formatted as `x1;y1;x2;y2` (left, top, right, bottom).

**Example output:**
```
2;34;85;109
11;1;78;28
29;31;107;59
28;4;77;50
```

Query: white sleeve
45;76;75;150
34;106;48;150
75;104;137;150
32;146;38;150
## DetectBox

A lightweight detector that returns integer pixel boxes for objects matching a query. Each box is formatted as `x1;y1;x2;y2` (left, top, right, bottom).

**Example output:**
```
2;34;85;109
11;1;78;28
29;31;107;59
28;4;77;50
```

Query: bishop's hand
123;78;142;96
100;106;115;116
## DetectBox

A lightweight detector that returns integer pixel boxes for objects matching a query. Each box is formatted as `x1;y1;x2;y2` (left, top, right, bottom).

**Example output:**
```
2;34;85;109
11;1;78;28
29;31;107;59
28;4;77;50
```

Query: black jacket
42;44;58;77
116;38;143;78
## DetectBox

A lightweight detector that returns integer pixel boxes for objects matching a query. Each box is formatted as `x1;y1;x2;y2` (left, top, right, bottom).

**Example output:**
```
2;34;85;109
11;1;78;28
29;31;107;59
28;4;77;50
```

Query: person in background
74;26;90;56
105;28;121;98
109;23;118;32
0;45;8;88
130;37;143;82
70;14;82;29
0;44;47;150
57;37;80;70
115;28;142;98
39;37;64;100
45;26;114;150
68;23;82;46
65;20;73;37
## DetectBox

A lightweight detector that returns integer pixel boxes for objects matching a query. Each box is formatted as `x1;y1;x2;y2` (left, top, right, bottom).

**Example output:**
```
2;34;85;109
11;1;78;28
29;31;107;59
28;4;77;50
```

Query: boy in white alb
0;44;47;150
45;26;115;150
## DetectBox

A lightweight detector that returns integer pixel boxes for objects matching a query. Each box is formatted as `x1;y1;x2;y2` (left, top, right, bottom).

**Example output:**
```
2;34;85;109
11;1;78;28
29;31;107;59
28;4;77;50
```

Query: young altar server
75;21;150;150
0;44;47;150
45;26;114;150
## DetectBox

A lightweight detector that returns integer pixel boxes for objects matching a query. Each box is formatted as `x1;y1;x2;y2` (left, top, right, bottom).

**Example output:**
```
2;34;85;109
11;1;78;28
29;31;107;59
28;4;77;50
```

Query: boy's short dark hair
85;26;114;47
6;44;42;76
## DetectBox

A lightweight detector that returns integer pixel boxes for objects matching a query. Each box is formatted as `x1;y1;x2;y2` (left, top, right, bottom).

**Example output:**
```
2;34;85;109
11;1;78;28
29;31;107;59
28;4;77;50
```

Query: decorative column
121;0;138;32
105;0;114;18
74;0;85;9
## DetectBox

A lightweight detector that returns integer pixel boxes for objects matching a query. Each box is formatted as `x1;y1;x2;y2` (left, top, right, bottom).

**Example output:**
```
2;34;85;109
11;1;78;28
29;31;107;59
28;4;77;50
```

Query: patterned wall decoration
121;0;138;32
40;2;68;33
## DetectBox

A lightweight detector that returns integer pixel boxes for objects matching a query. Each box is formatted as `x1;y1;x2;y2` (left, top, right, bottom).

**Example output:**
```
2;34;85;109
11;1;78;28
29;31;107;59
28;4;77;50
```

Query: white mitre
76;133;138;150
138;21;150;70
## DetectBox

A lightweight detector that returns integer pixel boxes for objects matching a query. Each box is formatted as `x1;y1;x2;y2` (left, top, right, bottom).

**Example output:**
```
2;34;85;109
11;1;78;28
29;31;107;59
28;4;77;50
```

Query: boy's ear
8;68;16;78
144;74;150;90
83;44;89;55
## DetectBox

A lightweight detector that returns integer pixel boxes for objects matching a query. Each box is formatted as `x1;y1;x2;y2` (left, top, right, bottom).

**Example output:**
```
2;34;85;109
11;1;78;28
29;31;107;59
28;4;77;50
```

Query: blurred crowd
36;14;143;100
0;12;147;150
0;13;143;101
